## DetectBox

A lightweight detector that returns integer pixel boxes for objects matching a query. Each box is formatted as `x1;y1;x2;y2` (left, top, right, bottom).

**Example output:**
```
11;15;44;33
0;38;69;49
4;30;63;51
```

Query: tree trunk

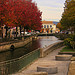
20;26;21;36
1;27;3;38
24;27;25;36
16;26;17;38
6;26;8;38
1;26;6;38
10;29;12;38
74;26;75;34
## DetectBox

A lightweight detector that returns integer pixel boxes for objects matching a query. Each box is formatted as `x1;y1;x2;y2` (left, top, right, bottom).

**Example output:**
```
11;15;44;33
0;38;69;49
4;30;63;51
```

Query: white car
21;32;26;36
21;32;31;36
36;31;40;34
27;32;31;35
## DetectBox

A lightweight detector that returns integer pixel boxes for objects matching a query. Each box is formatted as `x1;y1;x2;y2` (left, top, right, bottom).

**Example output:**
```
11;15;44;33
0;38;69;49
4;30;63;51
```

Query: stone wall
0;37;32;52
40;41;64;57
68;61;75;75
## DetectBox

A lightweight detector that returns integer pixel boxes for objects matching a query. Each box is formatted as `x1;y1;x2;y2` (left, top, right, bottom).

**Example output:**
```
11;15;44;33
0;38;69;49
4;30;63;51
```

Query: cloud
38;5;64;21
38;6;63;11
32;0;65;21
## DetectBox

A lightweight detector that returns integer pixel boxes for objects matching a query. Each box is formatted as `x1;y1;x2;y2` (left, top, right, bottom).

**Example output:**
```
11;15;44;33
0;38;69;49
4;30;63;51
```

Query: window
44;25;46;28
50;25;52;27
47;25;49;28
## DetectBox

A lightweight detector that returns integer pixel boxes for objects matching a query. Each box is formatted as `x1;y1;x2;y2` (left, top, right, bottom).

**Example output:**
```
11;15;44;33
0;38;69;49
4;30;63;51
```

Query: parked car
36;31;40;34
60;31;65;34
30;32;36;35
27;32;31;35
21;32;31;36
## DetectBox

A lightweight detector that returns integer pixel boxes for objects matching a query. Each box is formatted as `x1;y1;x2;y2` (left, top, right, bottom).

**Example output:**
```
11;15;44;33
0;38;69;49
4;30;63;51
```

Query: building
40;21;56;33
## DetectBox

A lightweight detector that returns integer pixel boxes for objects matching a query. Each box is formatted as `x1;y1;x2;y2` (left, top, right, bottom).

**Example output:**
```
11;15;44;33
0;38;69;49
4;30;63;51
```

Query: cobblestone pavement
13;46;71;75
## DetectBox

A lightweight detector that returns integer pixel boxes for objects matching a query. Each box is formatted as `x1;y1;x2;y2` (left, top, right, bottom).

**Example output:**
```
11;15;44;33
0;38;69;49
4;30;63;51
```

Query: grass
60;46;75;52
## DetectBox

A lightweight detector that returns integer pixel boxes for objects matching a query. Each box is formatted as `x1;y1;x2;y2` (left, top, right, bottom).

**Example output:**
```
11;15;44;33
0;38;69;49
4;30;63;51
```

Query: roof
53;21;59;25
42;21;53;24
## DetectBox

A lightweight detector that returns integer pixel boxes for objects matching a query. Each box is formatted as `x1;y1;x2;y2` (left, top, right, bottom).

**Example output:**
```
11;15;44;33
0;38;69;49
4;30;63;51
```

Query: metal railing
0;49;40;75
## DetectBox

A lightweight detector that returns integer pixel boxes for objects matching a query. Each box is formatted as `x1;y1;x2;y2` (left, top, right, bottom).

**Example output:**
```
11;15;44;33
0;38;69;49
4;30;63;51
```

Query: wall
40;41;64;57
0;37;32;52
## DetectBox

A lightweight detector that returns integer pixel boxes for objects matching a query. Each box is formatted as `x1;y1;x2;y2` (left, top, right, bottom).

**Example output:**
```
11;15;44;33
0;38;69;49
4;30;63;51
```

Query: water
0;36;60;62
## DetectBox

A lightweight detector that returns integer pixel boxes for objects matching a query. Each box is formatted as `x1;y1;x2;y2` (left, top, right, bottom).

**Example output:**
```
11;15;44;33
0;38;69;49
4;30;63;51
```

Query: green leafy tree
60;0;75;33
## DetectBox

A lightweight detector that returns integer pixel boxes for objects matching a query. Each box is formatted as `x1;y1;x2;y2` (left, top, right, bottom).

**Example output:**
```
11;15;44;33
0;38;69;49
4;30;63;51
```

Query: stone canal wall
40;41;64;57
0;37;33;52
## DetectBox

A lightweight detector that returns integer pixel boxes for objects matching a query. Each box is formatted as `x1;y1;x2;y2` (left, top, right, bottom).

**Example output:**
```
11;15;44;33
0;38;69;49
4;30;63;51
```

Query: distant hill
53;21;59;25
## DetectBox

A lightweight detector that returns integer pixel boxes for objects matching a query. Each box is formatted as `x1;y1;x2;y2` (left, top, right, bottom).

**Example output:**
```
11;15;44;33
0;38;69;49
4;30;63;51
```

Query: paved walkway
13;46;71;75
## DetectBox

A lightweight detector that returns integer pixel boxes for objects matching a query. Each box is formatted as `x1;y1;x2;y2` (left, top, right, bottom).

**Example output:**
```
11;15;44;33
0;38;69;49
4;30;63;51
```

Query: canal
0;36;60;62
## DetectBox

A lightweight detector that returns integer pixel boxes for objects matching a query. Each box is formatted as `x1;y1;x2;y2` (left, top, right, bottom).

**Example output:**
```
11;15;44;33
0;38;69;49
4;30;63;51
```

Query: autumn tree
60;0;75;33
57;23;63;31
0;0;14;38
0;0;42;38
20;1;42;32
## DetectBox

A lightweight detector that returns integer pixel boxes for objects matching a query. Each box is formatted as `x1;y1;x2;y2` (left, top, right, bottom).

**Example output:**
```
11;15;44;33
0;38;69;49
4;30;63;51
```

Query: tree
0;0;42;38
57;23;63;31
0;0;13;38
60;0;75;33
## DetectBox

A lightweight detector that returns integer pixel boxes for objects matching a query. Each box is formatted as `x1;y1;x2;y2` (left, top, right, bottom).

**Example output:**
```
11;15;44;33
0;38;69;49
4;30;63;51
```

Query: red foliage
0;0;42;30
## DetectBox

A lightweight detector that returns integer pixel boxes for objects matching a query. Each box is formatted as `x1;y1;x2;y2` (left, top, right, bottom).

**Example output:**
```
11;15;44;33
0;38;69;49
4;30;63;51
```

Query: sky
32;0;65;22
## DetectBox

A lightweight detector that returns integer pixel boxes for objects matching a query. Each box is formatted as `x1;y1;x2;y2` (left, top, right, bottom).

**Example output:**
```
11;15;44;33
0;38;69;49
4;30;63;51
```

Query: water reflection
37;36;60;47
0;36;60;62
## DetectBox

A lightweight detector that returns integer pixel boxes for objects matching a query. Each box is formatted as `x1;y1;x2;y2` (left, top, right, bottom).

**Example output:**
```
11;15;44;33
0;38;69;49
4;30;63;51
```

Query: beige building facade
40;21;56;33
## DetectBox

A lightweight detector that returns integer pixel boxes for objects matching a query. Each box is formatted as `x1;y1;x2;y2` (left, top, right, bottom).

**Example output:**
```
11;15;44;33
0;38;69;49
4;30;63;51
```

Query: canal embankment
0;36;62;62
0;36;64;74
0;36;33;52
40;41;64;57
0;40;64;74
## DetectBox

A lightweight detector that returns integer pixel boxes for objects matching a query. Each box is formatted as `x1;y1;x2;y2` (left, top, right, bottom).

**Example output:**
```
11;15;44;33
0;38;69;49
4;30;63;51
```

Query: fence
0;49;40;75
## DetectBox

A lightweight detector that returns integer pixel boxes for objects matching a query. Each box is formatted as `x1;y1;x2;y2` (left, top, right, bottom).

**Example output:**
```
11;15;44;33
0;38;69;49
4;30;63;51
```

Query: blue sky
32;0;65;22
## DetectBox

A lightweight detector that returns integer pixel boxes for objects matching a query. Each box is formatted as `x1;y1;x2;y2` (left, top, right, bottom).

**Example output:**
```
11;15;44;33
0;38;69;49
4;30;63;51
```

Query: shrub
70;41;75;50
70;34;75;41
64;38;72;47
64;34;75;49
